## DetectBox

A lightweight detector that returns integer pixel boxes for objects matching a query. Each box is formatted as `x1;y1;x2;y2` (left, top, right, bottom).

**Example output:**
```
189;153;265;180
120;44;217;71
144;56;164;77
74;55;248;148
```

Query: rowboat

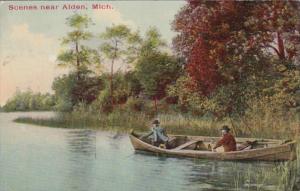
129;131;297;161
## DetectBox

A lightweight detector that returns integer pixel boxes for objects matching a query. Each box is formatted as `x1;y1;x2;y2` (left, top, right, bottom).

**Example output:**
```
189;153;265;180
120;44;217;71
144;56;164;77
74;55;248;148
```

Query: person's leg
164;141;169;149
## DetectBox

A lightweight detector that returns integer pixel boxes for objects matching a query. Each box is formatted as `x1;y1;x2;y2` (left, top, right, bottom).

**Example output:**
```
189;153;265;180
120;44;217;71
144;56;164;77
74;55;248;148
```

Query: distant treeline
3;90;55;112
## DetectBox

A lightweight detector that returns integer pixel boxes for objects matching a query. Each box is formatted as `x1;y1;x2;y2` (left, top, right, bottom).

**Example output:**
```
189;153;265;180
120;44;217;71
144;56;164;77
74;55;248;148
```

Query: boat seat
168;137;177;143
172;139;202;150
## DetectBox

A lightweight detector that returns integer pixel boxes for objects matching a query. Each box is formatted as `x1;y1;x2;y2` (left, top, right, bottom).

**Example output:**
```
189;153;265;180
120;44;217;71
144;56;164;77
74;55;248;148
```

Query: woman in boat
140;119;169;147
213;125;237;152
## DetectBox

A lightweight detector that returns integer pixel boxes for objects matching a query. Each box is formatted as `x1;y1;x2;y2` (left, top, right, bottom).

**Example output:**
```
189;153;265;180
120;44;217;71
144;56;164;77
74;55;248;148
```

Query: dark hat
152;119;160;125
221;125;230;132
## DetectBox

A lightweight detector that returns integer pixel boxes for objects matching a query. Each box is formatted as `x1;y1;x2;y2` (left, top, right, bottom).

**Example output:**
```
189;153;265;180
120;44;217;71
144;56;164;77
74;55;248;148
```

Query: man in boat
141;119;169;147
213;125;237;152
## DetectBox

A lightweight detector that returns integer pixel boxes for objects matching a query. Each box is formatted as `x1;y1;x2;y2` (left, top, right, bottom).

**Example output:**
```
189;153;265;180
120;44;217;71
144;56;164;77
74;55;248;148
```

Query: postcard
0;1;299;191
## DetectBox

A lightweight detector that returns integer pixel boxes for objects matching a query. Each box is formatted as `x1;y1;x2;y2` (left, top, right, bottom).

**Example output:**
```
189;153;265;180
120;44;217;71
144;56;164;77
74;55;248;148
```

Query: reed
14;111;151;132
14;108;299;139
231;138;299;191
232;160;299;191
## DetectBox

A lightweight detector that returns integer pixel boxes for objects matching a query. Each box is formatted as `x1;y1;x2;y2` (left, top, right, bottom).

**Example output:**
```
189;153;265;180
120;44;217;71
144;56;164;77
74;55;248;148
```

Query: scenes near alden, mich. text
8;3;113;11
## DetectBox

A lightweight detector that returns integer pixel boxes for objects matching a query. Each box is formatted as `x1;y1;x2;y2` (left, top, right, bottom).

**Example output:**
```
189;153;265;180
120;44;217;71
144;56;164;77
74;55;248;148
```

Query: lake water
0;112;299;191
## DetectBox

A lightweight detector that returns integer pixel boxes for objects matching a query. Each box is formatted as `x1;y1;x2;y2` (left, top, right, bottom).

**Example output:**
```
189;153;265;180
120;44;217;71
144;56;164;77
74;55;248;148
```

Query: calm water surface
0;112;298;191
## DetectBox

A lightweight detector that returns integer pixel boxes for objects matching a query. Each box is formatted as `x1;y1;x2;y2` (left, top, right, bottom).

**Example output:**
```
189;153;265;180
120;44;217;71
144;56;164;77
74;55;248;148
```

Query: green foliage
52;74;75;112
99;24;134;63
136;52;182;99
66;14;92;29
124;71;142;97
125;97;145;112
52;72;103;112
140;27;167;55
99;24;139;105
91;72;139;113
97;89;113;113
130;27;182;101
58;14;99;74
168;75;203;110
62;14;93;44
3;89;55;111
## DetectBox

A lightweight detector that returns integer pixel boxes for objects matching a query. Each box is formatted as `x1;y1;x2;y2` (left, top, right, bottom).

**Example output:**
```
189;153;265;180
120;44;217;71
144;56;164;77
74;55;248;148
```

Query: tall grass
232;162;297;191
232;138;300;191
14;105;299;139
14;111;151;132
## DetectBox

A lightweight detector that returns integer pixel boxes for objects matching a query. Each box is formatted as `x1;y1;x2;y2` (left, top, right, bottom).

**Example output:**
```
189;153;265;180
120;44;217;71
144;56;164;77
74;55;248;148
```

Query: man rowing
213;125;237;152
141;119;169;147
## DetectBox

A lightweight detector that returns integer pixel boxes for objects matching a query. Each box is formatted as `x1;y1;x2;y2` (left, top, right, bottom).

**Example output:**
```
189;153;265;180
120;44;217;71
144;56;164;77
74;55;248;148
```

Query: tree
52;72;103;111
52;74;76;111
172;1;300;117
3;89;55;111
131;27;182;112
124;71;142;97
136;52;182;103
56;14;101;108
99;25;134;105
57;14;100;80
140;27;167;56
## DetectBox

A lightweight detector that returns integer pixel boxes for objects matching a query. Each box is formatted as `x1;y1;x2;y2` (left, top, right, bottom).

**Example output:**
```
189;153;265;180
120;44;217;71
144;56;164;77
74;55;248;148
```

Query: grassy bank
14;109;299;139
14;111;151;132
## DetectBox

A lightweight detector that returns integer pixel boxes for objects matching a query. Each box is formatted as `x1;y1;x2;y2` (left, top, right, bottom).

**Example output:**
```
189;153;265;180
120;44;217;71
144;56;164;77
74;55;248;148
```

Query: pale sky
0;0;186;106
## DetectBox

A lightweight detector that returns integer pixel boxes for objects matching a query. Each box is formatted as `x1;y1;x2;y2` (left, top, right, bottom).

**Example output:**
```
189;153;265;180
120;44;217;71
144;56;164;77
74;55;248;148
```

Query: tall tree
56;14;101;107
57;14;99;80
99;25;133;105
135;27;182;111
140;27;167;56
136;53;182;99
251;1;299;72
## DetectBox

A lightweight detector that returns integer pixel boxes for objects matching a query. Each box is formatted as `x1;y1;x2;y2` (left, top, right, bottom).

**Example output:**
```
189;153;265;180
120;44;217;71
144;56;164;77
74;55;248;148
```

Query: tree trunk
75;41;80;80
154;96;158;114
110;41;118;107
277;32;285;60
110;58;114;106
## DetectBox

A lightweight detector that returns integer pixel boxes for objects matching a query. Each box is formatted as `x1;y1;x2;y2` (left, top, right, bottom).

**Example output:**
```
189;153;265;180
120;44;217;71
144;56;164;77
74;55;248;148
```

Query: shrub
125;97;145;112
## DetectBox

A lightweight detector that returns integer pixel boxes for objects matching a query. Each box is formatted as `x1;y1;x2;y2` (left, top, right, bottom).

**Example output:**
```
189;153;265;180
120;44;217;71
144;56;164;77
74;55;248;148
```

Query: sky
0;0;186;106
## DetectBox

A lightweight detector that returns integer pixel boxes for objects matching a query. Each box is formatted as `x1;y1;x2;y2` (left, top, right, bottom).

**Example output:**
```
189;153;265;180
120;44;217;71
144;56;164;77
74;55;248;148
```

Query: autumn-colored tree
172;1;300;117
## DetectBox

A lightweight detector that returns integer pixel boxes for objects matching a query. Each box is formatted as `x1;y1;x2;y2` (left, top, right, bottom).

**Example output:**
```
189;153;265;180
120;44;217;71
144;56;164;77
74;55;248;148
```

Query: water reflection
133;151;298;191
107;132;126;150
66;130;97;157
64;130;97;191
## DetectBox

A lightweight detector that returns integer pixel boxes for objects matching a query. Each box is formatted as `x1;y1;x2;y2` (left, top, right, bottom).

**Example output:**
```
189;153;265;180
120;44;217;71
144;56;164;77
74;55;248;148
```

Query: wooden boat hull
129;133;297;161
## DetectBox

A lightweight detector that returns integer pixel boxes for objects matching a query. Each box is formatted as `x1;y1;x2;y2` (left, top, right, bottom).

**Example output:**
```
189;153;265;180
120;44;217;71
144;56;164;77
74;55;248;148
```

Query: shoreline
12;111;299;140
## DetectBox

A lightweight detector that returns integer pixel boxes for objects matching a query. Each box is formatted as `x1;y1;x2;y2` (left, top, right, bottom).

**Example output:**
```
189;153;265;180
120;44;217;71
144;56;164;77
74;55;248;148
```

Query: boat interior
133;132;290;152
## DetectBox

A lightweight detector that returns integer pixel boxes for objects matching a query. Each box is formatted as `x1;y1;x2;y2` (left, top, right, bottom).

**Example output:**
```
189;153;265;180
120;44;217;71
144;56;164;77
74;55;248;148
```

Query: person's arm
140;130;153;139
162;127;168;137
213;137;225;149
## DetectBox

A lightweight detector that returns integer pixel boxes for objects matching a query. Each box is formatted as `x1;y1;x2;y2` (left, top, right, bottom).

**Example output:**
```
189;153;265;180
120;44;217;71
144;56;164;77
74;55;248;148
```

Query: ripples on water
0;112;298;191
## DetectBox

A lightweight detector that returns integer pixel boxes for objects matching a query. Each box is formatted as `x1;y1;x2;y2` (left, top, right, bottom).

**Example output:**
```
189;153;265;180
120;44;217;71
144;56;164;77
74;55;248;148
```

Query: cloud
93;8;136;28
9;23;55;54
0;23;64;105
